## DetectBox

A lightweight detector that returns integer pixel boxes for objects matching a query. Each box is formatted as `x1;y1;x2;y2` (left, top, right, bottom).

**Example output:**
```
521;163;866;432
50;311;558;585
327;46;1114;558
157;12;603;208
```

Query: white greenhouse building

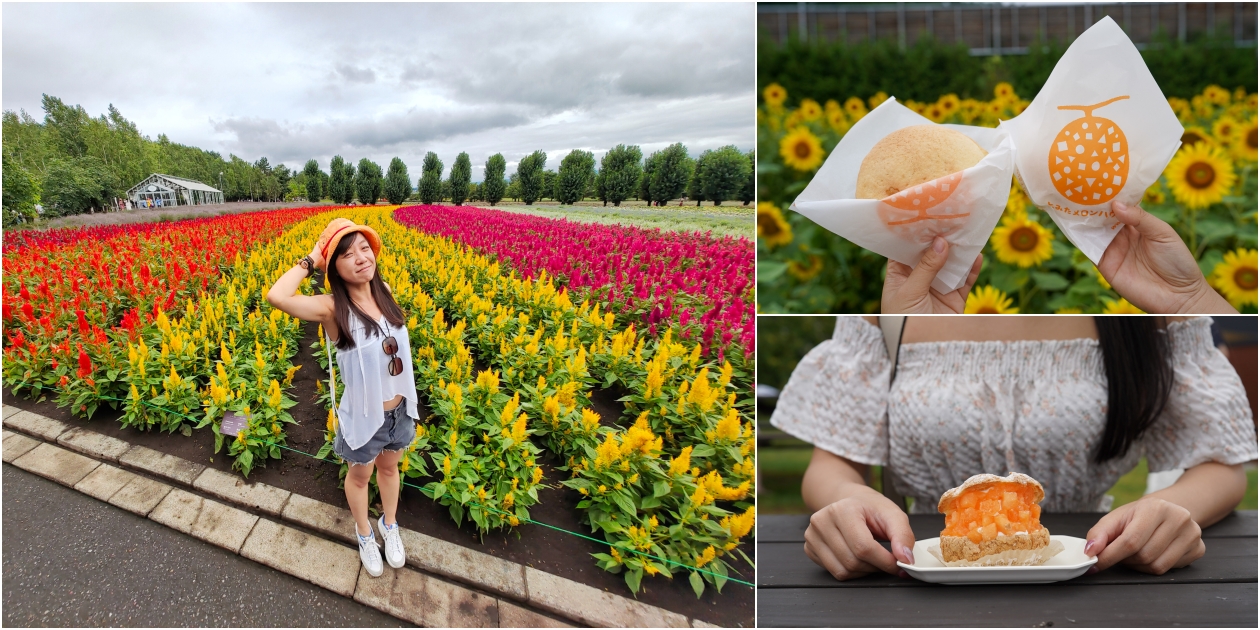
126;174;224;207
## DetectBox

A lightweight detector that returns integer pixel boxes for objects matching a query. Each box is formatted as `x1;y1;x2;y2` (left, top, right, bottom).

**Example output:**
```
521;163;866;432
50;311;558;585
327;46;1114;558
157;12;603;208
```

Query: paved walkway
2;465;409;627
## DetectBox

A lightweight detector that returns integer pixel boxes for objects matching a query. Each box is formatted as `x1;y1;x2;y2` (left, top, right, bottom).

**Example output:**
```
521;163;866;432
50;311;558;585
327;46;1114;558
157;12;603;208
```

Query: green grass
758;447;1259;515
475;203;753;239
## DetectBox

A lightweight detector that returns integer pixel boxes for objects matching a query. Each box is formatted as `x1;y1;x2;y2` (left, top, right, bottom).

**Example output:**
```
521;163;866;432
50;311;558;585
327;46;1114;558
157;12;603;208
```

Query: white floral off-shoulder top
769;317;1257;514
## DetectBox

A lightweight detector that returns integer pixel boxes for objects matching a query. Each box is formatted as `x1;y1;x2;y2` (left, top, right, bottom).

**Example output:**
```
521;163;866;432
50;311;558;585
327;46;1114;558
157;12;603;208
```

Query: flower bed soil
2;317;754;626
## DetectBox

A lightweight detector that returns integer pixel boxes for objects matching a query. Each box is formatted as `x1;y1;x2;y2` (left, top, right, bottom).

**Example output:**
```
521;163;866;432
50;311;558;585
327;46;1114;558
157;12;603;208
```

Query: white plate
896;535;1097;584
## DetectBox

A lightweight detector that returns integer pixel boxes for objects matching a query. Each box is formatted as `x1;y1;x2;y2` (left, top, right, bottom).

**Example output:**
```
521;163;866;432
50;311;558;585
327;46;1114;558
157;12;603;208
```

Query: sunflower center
794;141;813;159
1235;266;1258;291
1248;128;1257;150
1181;131;1206;146
974;306;999;314
1009;227;1039;252
1186;162;1216;189
757;214;782;236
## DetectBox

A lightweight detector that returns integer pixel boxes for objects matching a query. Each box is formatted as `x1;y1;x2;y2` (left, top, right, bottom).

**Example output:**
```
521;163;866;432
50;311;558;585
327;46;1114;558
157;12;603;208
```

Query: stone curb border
2;406;729;628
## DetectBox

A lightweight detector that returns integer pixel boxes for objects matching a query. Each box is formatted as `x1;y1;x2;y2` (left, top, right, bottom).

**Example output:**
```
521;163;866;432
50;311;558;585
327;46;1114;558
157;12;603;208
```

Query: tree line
3;95;754;228
296;143;754;209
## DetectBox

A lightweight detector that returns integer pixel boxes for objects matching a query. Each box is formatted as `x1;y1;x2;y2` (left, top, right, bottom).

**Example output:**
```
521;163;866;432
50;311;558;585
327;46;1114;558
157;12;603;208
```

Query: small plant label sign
221;412;248;437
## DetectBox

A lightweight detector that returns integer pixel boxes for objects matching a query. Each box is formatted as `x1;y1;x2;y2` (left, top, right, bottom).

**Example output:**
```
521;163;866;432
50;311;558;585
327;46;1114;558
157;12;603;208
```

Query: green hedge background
759;33;1258;106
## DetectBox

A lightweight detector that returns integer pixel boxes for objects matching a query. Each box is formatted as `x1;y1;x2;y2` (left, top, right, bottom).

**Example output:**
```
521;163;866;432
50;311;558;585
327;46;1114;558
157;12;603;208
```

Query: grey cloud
335;64;376;84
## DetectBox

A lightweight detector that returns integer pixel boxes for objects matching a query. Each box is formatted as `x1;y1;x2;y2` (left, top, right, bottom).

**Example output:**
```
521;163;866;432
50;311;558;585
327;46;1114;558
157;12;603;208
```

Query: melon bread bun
856;125;988;200
938;472;1049;563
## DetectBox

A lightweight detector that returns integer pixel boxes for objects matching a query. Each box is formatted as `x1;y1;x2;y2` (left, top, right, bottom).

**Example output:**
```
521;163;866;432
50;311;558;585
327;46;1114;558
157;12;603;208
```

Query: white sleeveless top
326;312;421;450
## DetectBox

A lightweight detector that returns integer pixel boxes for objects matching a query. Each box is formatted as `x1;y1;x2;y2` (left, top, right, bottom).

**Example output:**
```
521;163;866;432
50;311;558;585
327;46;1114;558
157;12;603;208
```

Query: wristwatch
298;255;315;276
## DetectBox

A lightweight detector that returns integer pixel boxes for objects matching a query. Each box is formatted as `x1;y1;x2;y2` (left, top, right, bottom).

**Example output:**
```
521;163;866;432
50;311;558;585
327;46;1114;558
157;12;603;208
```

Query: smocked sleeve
768;317;892;465
1142;317;1258;472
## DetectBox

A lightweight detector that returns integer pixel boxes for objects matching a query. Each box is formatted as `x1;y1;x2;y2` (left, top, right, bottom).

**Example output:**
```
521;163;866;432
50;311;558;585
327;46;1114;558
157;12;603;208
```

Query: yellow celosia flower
668;446;693;476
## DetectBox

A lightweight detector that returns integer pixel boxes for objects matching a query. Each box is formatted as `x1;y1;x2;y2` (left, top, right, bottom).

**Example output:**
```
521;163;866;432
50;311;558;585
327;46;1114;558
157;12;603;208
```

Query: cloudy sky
3;2;753;181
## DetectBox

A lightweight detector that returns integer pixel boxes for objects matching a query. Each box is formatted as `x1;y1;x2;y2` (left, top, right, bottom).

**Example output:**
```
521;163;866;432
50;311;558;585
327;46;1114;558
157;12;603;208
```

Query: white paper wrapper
928;538;1065;568
1000;16;1183;264
790;98;1015;294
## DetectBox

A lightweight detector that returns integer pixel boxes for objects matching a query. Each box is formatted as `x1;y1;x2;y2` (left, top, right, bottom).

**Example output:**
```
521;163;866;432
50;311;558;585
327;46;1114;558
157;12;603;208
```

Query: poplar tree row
299;144;754;208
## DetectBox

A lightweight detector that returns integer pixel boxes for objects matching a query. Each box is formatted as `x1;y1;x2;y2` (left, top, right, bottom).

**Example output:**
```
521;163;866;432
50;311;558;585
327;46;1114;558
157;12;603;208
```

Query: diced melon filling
942;482;1043;543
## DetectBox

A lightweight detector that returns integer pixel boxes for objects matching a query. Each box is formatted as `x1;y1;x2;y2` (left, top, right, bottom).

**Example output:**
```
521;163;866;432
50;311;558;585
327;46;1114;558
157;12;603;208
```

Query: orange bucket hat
316;218;382;271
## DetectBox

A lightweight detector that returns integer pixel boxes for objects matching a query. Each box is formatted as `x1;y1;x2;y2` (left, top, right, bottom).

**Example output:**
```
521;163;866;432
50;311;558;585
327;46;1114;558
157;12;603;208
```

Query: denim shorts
333;398;416;466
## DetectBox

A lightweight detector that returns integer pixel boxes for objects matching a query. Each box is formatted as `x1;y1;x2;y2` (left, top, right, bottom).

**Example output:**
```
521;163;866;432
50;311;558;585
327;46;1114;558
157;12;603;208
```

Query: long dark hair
1093;317;1174;464
326;232;405;351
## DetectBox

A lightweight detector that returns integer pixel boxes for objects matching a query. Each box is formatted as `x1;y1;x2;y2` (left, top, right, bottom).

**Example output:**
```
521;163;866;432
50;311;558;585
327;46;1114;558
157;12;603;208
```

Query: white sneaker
356;524;383;577
378;515;406;569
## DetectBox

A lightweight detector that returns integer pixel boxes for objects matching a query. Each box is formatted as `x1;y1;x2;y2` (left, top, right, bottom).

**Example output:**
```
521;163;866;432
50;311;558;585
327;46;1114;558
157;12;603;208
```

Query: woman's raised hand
882;237;983;314
804;488;917;581
1084;497;1205;575
1097;201;1237;314
309;241;326;271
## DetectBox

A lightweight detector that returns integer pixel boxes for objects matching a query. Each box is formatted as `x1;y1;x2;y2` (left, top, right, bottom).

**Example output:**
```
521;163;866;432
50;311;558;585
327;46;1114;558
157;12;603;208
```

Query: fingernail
932;237;946;254
1084;540;1096;555
1113;201;1128;212
901;545;915;565
1086;566;1099;575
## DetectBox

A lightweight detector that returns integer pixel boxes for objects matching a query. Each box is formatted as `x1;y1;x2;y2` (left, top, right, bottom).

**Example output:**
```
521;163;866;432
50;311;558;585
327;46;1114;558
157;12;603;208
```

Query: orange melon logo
1048;96;1130;205
876;172;970;244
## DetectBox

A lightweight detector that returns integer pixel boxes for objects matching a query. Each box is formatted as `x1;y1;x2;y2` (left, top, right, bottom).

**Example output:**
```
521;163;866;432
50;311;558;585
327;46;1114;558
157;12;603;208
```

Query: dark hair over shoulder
1093;317;1174;464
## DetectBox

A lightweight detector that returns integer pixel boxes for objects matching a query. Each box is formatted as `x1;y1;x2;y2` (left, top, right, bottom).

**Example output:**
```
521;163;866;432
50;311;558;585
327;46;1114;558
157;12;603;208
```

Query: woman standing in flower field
757;82;1257;314
266;218;420;578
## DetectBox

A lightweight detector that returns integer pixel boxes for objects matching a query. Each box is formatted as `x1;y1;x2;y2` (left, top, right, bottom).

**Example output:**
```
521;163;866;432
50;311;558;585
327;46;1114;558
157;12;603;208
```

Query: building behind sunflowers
756;7;1257;314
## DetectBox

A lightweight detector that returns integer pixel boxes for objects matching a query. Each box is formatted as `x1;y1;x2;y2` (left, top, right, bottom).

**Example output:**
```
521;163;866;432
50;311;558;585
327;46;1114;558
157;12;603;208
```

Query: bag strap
876;316;908;513
325;325;337;413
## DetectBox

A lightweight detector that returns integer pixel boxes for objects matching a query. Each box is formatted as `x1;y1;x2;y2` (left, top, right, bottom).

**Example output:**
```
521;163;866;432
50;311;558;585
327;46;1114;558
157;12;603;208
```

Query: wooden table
758;511;1257;627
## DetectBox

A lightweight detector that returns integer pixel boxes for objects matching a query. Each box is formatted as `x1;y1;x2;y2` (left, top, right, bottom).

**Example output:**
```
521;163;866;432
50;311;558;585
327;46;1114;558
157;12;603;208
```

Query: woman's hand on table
804;490;918;581
882;237;984;314
1084;496;1205;575
1097;201;1237;314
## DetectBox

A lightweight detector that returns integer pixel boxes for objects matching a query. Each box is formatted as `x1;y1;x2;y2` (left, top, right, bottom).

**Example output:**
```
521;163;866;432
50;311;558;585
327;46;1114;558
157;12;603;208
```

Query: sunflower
925;104;946;123
757;203;794;248
1142;182;1166;206
827;109;850;134
965;286;1018;314
1212;116;1239;145
799;98;823;121
1234;87;1248;103
1005;183;1029;219
844;97;868;119
868;91;890;110
780;126;825;172
825;99;841;114
1248;94;1258;111
1167;97;1192;122
994;82;1016;102
1233;118;1258;161
788;255;824;281
1164;143;1236;210
1209;248;1258;310
939;94;961;115
1101;297;1144;314
1180;126;1212;148
763;83;787;107
1203;85;1231;106
990;215;1054;268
